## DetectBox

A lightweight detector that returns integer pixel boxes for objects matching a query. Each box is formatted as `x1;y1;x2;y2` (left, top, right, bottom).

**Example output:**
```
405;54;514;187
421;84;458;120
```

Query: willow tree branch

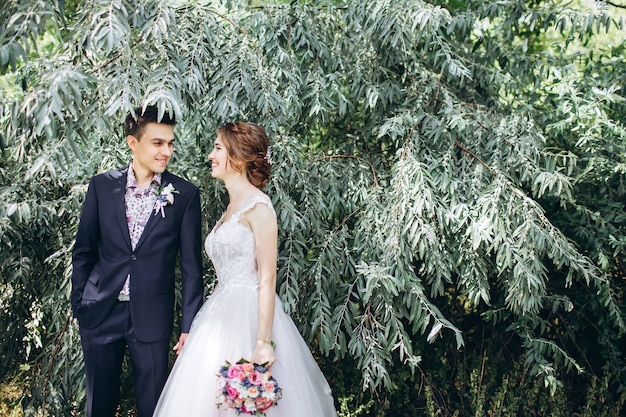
605;1;626;10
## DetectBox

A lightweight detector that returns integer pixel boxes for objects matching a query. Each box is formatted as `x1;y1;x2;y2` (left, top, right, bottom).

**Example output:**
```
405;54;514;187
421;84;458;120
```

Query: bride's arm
247;202;278;366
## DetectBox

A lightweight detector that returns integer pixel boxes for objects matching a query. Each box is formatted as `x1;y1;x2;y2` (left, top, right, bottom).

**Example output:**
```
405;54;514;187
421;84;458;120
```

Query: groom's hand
173;333;189;355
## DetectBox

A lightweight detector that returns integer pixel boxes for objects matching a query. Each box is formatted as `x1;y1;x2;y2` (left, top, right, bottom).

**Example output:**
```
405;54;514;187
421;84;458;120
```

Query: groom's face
127;122;175;176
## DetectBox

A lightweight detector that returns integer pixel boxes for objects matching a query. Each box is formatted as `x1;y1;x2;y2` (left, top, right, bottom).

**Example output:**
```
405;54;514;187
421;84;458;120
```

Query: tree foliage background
1;0;625;415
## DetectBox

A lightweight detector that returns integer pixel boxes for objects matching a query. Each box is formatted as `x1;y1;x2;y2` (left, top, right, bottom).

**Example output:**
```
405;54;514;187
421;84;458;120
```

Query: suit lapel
134;170;172;251
135;202;159;251
113;168;132;251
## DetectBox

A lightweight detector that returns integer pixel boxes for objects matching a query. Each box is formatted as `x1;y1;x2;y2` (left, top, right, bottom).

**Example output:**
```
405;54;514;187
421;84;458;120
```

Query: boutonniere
154;183;179;218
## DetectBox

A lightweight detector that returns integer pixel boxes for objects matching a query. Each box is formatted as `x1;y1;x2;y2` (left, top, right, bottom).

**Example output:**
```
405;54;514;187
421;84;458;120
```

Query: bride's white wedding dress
153;195;338;416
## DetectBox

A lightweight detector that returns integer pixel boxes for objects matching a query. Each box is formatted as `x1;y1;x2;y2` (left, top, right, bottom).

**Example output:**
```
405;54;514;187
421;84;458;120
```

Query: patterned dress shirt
118;164;161;300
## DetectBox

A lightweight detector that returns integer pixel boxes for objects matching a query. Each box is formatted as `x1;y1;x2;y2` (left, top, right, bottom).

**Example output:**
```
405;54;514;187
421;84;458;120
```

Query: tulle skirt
153;284;338;416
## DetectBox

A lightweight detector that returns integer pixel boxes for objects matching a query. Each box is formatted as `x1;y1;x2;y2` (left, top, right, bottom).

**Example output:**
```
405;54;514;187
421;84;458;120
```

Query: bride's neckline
214;190;260;231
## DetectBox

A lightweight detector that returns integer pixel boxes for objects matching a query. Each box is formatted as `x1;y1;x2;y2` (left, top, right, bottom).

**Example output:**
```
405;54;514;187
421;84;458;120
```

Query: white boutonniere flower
154;183;179;218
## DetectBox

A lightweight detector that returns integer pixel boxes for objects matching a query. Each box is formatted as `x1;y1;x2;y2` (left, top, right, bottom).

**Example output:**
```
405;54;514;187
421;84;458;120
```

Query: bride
153;122;338;416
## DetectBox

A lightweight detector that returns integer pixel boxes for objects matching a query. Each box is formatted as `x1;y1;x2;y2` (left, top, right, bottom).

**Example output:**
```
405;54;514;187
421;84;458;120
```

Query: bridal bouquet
216;359;282;415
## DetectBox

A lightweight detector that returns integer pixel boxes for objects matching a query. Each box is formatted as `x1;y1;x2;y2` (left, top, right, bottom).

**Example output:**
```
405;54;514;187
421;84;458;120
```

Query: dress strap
233;194;275;220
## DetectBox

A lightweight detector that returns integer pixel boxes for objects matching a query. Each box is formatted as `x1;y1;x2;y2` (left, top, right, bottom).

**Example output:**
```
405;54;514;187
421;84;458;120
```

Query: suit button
130;255;137;261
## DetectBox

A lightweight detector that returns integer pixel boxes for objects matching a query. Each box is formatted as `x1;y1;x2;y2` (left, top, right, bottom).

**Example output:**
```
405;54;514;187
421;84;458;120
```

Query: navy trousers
79;301;170;417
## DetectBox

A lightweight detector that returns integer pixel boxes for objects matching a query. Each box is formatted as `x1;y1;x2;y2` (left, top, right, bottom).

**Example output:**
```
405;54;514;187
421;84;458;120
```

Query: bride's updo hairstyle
217;122;271;189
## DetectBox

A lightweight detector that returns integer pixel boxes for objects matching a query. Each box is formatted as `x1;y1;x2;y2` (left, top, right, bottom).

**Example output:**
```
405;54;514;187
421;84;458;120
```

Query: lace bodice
204;194;275;289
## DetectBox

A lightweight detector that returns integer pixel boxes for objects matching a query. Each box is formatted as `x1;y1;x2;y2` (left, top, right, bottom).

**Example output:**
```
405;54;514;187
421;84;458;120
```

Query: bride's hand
252;339;275;367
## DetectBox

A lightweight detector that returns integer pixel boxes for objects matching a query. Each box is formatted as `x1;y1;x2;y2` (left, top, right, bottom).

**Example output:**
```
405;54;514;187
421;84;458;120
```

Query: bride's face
208;136;231;179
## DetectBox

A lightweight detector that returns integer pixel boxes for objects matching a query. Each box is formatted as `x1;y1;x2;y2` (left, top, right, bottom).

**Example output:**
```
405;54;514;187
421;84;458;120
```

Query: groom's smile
128;122;175;181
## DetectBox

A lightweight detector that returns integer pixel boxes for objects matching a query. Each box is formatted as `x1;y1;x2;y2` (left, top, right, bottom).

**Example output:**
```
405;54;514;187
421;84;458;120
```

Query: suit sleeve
178;186;204;333
70;177;100;316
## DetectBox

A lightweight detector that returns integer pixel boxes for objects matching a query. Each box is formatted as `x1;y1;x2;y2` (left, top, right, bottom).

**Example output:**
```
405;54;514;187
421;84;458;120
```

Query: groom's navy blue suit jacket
71;167;204;342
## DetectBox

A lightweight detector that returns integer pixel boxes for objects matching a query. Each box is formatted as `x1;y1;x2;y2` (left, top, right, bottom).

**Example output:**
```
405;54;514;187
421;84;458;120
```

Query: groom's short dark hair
124;105;176;138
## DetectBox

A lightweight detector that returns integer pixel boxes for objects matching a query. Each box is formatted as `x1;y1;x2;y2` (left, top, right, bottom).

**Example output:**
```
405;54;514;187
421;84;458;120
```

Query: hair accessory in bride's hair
264;146;272;165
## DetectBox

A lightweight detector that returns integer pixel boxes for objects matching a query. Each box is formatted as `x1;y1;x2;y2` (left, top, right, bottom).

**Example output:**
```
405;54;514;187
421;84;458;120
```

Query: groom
71;106;204;417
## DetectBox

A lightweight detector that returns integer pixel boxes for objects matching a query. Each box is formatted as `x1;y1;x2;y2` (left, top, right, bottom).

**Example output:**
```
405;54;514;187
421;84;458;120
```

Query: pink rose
255;396;274;412
249;371;263;385
227;365;244;379
225;385;240;400
263;381;276;392
241;362;254;373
